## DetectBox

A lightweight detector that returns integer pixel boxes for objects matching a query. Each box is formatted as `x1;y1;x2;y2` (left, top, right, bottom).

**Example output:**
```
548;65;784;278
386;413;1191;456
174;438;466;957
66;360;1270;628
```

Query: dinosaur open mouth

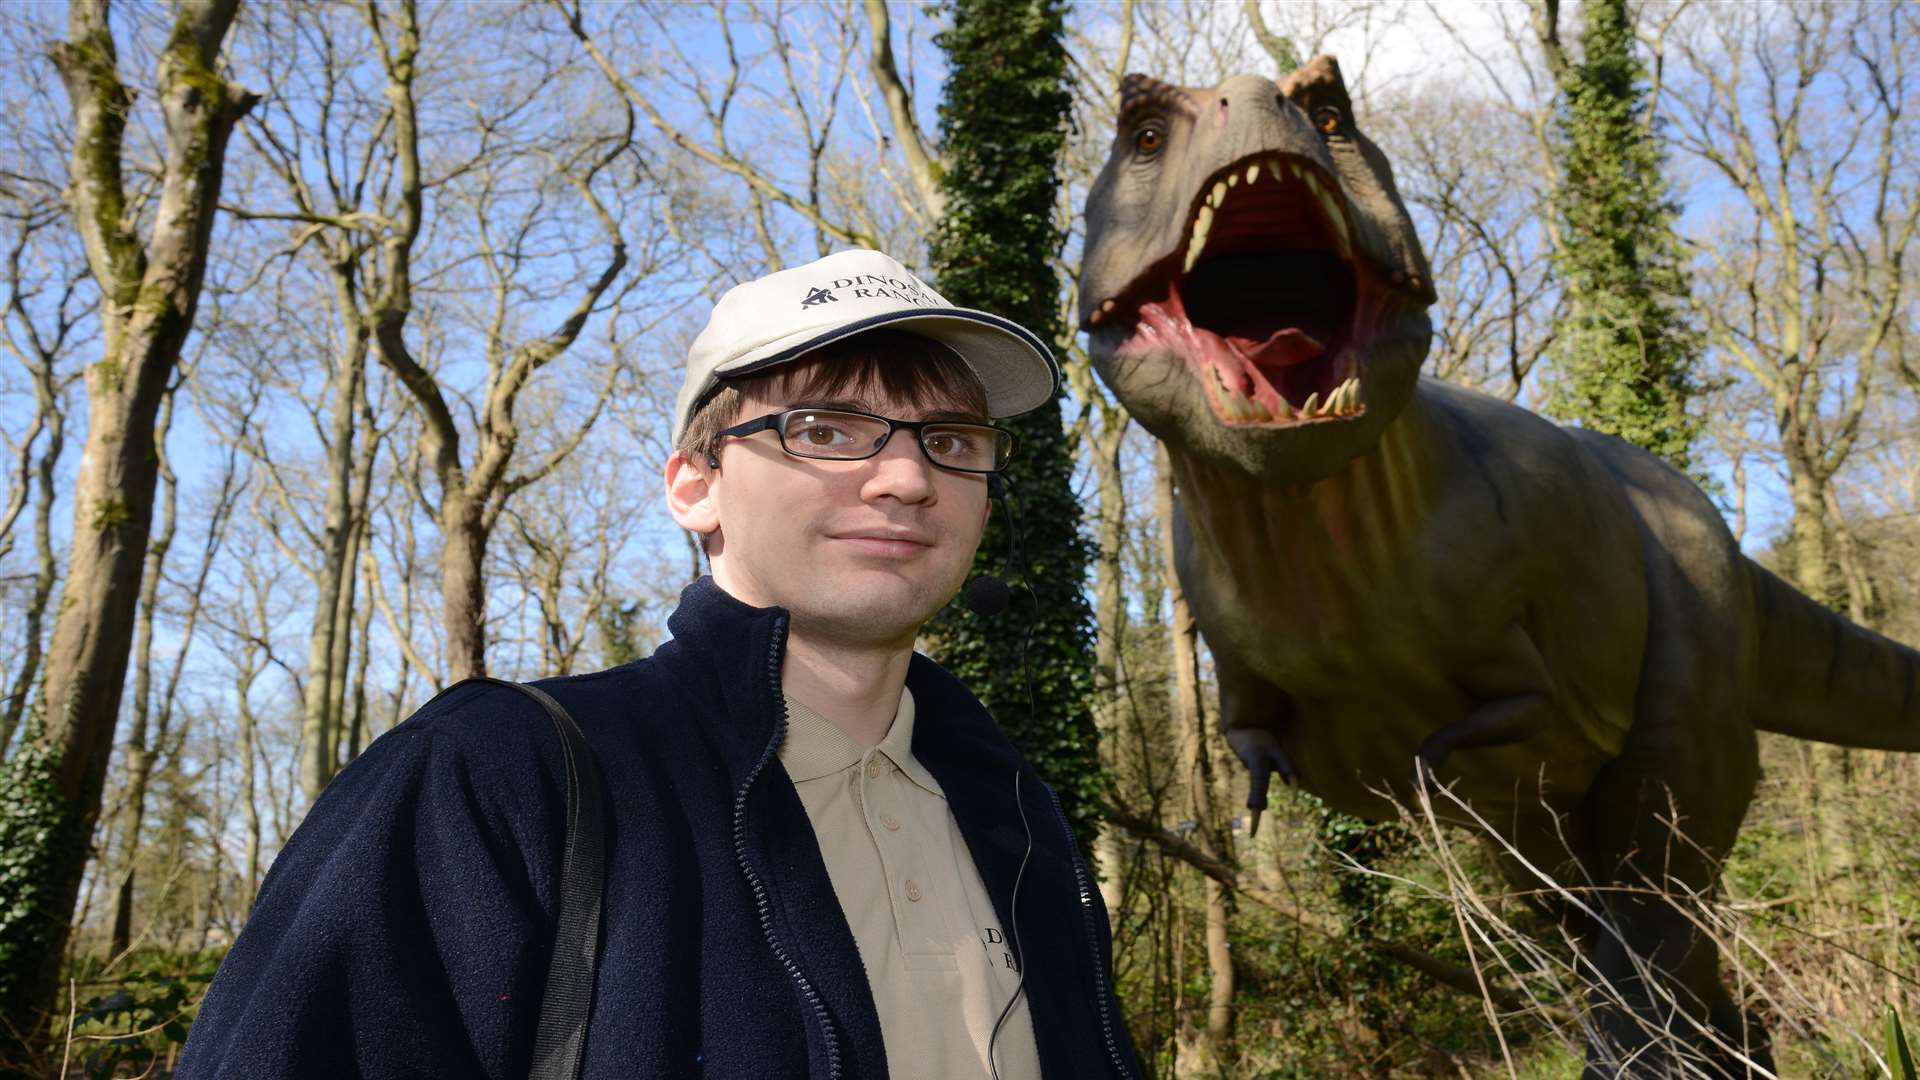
1091;154;1371;427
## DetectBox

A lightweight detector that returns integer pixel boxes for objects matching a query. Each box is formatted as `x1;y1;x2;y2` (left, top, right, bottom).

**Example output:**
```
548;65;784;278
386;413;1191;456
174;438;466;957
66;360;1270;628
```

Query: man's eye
925;433;964;456
801;424;850;445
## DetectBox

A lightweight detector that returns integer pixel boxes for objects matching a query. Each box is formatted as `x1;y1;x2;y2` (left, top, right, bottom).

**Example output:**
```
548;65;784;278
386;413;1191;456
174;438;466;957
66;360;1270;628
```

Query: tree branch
862;0;945;219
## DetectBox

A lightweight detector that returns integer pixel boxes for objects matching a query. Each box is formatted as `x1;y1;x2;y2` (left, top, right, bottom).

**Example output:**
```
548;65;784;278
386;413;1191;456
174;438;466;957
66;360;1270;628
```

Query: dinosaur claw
1248;807;1263;838
1226;728;1297;831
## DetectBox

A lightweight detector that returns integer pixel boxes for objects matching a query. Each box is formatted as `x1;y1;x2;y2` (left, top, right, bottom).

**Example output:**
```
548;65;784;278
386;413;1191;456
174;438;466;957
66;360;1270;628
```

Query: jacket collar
659;576;1030;789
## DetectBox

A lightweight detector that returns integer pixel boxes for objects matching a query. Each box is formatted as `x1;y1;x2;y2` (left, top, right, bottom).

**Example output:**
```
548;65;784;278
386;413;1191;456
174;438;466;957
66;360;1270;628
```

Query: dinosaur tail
1745;557;1920;751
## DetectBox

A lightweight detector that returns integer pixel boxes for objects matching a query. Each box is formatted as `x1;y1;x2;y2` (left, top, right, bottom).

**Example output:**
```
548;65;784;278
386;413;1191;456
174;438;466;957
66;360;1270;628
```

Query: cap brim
718;306;1059;419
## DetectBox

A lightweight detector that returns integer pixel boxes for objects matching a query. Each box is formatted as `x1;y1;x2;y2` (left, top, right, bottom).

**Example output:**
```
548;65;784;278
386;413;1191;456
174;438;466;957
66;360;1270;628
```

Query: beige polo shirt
780;689;1041;1079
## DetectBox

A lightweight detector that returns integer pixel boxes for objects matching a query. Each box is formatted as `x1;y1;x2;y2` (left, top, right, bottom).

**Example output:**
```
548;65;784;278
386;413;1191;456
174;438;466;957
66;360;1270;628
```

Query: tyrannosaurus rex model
1078;55;1920;1079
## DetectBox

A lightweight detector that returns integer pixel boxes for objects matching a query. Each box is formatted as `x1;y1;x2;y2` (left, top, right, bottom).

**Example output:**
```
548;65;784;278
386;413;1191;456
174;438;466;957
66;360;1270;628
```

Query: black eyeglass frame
707;407;1016;474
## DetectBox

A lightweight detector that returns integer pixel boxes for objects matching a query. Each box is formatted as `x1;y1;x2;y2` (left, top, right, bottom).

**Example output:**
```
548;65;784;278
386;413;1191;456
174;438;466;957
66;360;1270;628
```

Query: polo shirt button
879;812;901;831
866;759;883;779
905;879;923;902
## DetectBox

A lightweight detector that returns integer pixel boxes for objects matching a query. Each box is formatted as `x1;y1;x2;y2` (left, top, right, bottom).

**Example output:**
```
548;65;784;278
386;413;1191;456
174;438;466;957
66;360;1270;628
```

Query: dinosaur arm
1417;622;1557;780
1215;645;1298;815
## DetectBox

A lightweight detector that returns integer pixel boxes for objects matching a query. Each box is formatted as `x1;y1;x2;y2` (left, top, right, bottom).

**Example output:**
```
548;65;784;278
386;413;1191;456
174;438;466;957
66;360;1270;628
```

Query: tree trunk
442;494;489;682
0;388;64;755
0;0;254;1028
1089;412;1129;920
299;339;363;798
237;647;263;912
110;389;177;959
1159;447;1235;1061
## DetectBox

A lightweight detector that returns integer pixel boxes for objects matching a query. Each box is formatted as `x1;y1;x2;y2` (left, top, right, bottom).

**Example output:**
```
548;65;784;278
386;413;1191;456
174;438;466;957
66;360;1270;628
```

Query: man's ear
665;449;721;539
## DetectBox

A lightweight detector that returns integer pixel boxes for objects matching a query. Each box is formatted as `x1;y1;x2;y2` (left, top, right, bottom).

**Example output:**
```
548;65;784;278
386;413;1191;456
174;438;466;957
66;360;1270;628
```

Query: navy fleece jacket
178;577;1141;1079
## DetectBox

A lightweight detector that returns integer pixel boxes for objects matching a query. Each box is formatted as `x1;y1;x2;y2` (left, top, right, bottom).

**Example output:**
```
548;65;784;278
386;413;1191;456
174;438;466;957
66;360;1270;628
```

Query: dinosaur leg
1577;760;1770;1079
1577;663;1765;1075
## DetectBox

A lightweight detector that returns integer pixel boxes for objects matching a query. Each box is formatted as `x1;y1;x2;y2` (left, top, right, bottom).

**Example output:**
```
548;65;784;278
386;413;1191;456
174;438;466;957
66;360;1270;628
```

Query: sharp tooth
1227;173;1239;188
1195;203;1214;235
1313;186;1351;254
1272;396;1293;420
1246;164;1260;185
1319;391;1339;417
1302;391;1321;415
1286;161;1302;180
1266;158;1284;182
1089;308;1103;325
1302;170;1321;197
1211;181;1228;207
1101;299;1115;313
1184;235;1204;273
1247;399;1272;421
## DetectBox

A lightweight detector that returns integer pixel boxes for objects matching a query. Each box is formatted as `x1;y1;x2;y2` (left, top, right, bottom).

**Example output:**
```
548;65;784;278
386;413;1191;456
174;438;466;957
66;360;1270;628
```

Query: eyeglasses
711;407;1015;473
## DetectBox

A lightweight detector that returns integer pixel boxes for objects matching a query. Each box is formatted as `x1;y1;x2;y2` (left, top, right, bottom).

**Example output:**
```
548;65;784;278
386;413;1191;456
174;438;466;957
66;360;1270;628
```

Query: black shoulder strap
459;676;605;1080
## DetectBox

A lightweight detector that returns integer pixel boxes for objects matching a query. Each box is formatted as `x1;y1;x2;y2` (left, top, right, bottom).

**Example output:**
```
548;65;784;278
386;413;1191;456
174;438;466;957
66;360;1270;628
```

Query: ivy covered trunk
922;0;1102;845
1542;0;1702;471
0;0;255;1034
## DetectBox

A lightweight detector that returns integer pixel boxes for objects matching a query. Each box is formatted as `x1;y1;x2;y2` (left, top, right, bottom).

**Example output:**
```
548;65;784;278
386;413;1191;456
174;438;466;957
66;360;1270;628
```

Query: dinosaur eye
1312;107;1342;136
1133;124;1165;156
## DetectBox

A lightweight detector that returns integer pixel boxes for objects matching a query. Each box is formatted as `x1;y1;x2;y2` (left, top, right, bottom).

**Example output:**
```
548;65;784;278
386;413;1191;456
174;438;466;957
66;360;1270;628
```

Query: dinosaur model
1077;55;1920;1079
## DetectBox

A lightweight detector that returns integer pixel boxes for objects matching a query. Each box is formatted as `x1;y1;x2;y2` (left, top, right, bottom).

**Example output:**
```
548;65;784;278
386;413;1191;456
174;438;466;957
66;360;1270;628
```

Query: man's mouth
1088;154;1397;428
831;530;935;557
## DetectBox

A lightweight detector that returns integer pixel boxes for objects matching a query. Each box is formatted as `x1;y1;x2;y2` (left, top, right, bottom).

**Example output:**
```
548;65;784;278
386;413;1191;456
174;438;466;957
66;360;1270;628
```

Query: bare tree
0;0;255;1025
0;199;90;756
107;365;251;959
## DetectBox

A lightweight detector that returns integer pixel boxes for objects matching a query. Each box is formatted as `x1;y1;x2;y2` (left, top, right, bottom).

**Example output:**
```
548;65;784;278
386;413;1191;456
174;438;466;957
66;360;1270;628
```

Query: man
180;249;1142;1079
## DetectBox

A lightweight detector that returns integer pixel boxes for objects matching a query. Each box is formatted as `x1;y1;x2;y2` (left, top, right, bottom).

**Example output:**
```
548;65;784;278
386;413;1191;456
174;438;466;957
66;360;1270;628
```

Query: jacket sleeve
178;684;570;1079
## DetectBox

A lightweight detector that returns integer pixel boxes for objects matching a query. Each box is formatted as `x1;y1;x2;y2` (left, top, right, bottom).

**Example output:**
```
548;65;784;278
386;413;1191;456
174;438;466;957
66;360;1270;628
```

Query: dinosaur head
1080;57;1436;481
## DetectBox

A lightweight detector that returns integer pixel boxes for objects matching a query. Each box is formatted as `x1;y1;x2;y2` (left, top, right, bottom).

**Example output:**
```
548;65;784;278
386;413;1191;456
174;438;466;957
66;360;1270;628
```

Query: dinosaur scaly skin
1079;56;1920;1079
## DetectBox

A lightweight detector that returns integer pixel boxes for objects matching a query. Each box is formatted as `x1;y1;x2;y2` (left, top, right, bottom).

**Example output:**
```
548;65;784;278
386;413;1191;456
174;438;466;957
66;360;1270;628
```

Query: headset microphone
963;575;1011;616
965;472;1018;618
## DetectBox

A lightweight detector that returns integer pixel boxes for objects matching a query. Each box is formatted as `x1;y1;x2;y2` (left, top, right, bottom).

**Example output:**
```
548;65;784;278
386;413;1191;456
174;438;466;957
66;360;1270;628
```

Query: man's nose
861;431;938;504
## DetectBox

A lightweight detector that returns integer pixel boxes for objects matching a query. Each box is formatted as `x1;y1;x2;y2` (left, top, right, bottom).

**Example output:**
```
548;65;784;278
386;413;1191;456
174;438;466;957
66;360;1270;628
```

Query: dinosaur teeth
1271;396;1293;420
1195;203;1214;234
1301;391;1321;416
1211;181;1228;208
1266;158;1284;182
1246;163;1260;185
1323;376;1363;415
1185;232;1205;273
1227;173;1239;188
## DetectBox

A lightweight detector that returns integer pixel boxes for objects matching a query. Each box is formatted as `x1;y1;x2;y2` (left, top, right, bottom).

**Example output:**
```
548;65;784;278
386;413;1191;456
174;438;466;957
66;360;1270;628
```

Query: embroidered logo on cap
800;286;838;309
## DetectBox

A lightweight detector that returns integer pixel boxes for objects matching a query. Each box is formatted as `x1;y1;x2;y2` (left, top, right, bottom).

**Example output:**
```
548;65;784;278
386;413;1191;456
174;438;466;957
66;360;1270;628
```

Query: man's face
667;379;993;649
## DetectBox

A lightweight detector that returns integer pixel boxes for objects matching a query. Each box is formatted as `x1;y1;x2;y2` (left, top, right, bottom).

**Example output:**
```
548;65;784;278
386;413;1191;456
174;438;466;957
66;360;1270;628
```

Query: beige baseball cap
672;249;1059;444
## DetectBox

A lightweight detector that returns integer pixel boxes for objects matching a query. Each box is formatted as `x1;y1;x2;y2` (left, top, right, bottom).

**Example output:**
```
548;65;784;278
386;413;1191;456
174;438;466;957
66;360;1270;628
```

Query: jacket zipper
1044;783;1134;1079
730;614;842;1079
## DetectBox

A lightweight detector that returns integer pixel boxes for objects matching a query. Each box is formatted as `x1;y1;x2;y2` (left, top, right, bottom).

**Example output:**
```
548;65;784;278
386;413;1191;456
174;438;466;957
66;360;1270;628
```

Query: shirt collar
778;688;944;798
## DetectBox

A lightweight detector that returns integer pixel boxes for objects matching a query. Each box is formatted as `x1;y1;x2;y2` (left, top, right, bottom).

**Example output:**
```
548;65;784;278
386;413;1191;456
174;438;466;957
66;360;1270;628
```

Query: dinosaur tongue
1226;324;1324;369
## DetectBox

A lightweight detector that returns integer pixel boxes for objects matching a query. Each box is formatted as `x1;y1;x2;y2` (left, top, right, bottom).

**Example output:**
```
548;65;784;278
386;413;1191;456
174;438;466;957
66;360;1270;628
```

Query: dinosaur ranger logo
800;286;838;308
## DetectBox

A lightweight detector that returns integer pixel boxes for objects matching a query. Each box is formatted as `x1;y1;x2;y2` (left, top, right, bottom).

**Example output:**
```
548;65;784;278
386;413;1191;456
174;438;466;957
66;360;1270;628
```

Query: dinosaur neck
1169;393;1449;592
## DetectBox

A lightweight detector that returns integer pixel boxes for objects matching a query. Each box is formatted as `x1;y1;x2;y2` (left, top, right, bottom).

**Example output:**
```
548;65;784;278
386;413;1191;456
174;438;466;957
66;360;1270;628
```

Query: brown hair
676;327;991;467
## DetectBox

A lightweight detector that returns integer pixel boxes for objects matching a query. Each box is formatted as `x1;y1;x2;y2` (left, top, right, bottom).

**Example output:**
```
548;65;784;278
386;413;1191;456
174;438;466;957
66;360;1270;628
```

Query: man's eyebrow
788;398;876;414
787;399;988;423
